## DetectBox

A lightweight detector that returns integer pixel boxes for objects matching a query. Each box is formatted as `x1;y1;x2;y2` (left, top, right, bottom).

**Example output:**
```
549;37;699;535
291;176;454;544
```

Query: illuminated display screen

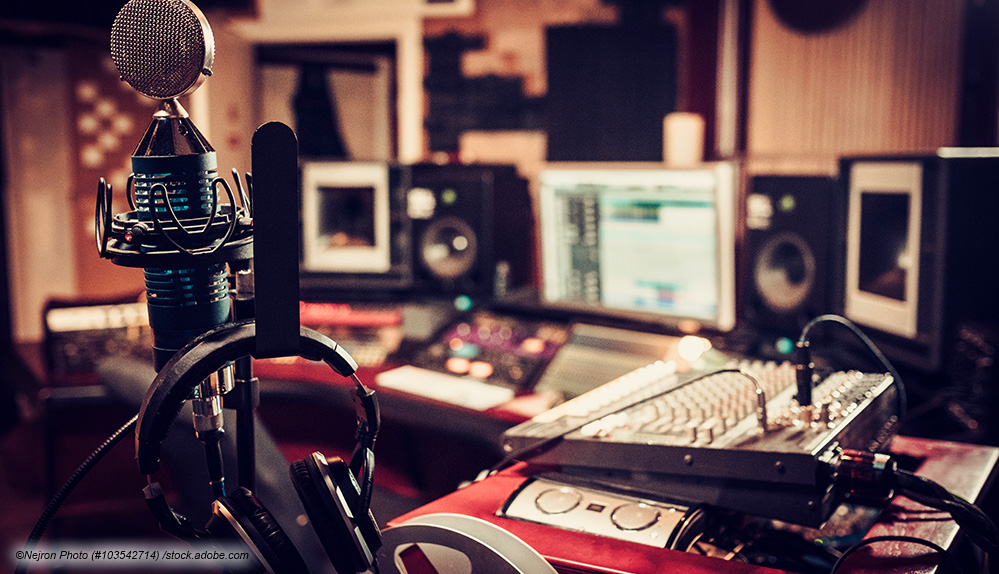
540;164;737;332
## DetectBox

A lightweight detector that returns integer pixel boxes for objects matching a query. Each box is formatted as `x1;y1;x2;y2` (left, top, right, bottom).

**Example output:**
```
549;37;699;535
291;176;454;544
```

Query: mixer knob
611;503;661;531
535;486;583;514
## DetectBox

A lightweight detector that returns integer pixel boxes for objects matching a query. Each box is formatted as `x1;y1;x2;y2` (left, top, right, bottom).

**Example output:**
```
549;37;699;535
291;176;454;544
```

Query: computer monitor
843;161;922;340
299;161;411;294
539;162;738;333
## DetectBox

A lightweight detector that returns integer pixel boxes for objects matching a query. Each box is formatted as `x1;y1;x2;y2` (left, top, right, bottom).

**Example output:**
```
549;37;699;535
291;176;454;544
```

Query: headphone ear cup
206;487;309;574
290;453;381;574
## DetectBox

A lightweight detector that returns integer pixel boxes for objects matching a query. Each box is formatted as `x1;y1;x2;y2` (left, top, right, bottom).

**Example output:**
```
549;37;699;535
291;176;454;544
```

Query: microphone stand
230;263;258;491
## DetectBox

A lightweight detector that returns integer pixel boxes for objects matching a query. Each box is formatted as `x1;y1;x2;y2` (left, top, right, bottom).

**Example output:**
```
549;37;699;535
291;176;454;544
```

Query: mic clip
96;176;254;268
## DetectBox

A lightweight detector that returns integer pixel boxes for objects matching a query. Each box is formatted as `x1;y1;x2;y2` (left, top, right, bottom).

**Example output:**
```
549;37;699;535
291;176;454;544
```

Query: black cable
799;314;908;419
894;468;999;556
348;373;379;516
350;445;376;517
897;469;999;543
14;414;138;574
202;432;227;499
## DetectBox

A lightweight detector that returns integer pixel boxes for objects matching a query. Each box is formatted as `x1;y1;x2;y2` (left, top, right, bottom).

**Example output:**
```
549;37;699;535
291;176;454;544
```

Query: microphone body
131;107;231;370
99;0;247;371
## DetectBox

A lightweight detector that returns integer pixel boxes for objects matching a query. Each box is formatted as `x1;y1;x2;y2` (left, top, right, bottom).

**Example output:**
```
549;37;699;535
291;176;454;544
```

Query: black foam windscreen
110;0;214;100
252;122;301;358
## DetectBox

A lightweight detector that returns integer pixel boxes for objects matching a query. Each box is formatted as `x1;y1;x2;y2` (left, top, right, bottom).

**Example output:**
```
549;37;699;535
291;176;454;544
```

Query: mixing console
406;311;569;391
501;361;899;526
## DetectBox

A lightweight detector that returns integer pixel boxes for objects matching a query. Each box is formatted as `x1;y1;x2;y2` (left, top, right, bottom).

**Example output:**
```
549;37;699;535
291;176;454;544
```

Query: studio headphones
135;319;382;574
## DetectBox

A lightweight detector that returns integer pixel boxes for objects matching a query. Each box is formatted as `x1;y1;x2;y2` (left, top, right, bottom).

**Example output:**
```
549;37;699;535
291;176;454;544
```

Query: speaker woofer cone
754;231;816;313
419;216;478;280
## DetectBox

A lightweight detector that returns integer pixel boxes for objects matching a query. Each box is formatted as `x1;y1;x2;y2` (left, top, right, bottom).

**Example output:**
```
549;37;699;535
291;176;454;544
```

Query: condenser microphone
100;0;251;371
131;102;233;372
98;0;253;499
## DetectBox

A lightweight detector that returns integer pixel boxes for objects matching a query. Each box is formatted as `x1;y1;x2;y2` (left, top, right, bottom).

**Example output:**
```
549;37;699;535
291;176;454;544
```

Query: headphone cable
14;413;138;574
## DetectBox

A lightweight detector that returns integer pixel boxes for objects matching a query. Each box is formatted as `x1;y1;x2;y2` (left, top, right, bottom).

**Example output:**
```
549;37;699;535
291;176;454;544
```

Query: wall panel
746;0;965;174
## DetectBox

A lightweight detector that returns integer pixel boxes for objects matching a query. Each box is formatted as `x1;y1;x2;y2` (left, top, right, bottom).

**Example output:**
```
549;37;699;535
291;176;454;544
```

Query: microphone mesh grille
111;0;213;100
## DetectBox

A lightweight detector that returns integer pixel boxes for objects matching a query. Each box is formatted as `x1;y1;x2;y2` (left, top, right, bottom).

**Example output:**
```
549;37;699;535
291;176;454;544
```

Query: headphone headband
136;319;358;475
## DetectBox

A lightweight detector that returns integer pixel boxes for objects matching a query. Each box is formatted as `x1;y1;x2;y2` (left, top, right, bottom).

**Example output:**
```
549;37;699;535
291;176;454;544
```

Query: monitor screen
301;161;392;274
539;163;737;332
844;161;923;338
318;185;377;247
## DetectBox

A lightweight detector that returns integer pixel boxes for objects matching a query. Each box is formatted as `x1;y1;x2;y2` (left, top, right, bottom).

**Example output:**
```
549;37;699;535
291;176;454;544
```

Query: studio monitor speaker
839;151;999;373
743;175;843;344
407;164;533;299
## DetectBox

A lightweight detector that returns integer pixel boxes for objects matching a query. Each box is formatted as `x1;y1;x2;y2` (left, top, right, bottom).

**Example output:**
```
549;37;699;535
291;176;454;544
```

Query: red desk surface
252;356;550;423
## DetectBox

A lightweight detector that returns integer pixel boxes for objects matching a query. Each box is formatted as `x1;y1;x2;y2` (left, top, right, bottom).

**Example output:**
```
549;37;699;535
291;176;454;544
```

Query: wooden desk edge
845;436;999;573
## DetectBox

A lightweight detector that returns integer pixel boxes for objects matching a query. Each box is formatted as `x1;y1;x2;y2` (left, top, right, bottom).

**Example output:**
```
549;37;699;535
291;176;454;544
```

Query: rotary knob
535;487;582;514
610;503;660;531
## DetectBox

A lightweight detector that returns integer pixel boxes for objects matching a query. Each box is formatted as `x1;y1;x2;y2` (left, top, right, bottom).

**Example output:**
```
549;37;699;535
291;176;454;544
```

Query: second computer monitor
539;162;738;333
